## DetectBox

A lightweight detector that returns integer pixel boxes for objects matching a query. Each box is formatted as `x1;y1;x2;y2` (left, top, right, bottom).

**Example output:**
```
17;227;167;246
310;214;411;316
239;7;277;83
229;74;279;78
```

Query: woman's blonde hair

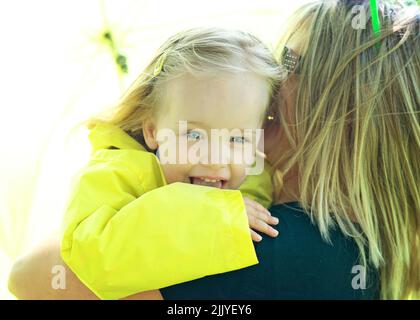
274;0;419;299
88;27;283;138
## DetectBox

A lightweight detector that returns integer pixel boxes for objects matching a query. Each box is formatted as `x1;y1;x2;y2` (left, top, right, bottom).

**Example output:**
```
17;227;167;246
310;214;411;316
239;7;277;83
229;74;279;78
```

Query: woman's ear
142;119;159;150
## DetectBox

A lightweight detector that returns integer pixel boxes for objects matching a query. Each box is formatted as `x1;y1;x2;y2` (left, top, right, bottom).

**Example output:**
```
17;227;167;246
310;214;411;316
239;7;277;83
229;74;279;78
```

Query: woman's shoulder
258;202;380;299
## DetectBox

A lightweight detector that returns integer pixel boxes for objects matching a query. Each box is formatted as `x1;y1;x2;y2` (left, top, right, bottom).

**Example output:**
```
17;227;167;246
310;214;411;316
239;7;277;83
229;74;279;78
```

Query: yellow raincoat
61;123;273;300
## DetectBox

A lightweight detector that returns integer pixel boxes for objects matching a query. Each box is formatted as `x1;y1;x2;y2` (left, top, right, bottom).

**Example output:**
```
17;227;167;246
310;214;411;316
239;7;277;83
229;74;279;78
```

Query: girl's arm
8;235;163;300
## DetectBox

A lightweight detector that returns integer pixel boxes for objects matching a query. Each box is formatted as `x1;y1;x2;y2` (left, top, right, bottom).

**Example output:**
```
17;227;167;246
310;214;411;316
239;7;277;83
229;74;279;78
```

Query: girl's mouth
189;176;227;189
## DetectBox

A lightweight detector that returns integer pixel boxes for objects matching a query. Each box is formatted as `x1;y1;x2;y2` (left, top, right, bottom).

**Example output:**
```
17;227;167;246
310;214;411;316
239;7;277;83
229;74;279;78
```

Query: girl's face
143;73;270;189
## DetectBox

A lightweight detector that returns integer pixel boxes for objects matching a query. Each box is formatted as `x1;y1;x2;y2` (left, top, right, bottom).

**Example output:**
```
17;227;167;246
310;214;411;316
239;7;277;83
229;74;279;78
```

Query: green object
370;0;381;36
102;30;129;74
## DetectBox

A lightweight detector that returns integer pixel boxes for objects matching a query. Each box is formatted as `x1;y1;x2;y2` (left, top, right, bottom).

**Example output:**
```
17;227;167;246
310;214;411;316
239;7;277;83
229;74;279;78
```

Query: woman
8;0;419;299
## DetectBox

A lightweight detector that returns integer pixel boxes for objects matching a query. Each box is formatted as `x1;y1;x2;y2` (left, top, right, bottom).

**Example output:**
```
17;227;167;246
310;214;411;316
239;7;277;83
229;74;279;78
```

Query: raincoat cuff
208;190;259;275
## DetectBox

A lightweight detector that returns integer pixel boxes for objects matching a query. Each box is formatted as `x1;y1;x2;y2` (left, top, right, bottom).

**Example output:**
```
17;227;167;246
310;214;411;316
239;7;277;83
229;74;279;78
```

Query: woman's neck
273;166;359;223
273;166;300;205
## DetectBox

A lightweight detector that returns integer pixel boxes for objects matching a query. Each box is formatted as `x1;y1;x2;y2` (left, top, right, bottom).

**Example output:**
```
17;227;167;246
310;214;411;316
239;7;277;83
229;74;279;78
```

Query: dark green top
161;202;380;299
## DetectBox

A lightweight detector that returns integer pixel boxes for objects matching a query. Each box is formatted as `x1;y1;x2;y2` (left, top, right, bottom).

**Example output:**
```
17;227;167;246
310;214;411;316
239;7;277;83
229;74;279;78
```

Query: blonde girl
58;27;283;299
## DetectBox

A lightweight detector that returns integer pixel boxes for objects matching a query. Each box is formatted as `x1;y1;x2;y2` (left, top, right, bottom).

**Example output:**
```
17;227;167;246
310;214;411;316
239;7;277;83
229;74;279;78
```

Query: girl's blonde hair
274;0;419;299
88;27;284;138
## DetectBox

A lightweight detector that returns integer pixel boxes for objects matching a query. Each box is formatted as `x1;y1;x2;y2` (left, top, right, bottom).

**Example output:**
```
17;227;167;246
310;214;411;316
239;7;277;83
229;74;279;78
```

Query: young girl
60;27;283;299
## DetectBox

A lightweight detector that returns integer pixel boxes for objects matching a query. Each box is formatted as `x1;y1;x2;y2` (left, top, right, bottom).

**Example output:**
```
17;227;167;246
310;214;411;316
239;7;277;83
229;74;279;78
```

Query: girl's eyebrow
185;120;209;128
185;121;253;132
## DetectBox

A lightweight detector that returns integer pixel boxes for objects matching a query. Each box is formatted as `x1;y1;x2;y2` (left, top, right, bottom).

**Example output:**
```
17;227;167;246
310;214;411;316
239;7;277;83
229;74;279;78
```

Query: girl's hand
243;197;279;242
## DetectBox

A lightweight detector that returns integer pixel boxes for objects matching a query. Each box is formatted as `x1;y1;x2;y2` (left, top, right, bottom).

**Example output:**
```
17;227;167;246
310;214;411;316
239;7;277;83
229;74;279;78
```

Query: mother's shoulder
258;202;379;299
265;202;358;252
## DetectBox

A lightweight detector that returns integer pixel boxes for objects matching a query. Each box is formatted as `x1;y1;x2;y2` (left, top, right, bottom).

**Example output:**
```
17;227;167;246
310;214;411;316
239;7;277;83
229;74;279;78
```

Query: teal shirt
161;202;380;299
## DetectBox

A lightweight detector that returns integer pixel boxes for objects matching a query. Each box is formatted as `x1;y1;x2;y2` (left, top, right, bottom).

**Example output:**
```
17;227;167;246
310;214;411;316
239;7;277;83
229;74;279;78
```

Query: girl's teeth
191;177;224;188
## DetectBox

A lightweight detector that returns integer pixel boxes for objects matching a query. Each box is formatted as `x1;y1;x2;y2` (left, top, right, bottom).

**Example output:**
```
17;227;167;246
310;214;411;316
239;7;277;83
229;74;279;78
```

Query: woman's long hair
274;0;419;299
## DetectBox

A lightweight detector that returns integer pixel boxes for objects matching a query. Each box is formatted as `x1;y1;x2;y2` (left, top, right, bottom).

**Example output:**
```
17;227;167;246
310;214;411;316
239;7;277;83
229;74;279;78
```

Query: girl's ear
142;119;159;150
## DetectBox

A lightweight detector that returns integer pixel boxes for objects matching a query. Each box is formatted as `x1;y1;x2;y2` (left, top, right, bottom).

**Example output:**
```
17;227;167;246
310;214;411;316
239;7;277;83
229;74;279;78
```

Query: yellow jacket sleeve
239;161;274;208
60;149;258;300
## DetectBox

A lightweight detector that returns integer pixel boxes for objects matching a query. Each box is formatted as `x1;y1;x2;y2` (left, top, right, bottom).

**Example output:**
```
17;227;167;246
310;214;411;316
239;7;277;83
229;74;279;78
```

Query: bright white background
0;0;309;298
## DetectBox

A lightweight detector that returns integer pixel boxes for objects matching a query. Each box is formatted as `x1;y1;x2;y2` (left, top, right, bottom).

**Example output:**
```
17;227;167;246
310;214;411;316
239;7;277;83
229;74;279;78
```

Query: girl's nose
194;139;232;165
205;162;228;170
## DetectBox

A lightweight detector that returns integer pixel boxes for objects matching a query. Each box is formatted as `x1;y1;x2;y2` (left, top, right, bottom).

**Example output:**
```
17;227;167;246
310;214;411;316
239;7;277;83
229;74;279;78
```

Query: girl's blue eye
230;136;246;144
186;130;205;141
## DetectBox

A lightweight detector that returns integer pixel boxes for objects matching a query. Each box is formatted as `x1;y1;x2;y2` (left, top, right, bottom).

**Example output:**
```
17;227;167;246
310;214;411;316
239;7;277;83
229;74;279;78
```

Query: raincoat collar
88;123;146;152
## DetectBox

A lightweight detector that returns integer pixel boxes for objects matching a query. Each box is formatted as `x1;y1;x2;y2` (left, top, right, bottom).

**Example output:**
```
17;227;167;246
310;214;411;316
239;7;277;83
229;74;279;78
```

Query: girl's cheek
160;164;173;183
229;164;247;189
160;164;183;184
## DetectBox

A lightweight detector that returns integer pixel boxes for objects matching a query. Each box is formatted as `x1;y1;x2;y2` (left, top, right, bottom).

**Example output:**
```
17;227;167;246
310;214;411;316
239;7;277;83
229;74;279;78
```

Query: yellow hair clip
154;51;167;77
